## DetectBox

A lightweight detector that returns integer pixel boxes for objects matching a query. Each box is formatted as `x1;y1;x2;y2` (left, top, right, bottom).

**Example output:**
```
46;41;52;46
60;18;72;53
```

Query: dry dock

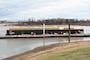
0;34;90;39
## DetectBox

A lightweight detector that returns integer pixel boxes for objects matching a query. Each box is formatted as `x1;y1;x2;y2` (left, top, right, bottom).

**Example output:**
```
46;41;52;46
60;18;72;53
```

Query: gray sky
0;0;90;21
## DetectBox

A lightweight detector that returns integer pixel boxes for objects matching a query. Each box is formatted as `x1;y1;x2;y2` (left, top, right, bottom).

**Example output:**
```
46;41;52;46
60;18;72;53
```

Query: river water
0;25;90;59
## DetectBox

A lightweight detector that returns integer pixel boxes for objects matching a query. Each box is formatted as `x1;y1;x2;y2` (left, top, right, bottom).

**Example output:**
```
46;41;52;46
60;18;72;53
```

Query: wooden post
43;23;45;46
68;23;70;43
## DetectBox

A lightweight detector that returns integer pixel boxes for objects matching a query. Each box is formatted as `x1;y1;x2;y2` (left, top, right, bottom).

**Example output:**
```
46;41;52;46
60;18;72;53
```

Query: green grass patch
38;47;90;60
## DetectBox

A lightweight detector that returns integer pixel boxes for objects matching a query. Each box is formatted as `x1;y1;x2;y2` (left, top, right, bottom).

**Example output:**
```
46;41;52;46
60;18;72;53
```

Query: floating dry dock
0;34;90;39
4;25;85;39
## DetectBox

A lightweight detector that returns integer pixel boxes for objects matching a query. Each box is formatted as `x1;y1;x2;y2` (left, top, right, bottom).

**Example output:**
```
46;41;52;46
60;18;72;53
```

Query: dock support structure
43;23;45;46
68;23;71;43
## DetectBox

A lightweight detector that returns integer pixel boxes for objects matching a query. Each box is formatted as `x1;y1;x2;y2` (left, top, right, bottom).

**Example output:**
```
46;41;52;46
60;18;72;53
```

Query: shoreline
3;41;90;60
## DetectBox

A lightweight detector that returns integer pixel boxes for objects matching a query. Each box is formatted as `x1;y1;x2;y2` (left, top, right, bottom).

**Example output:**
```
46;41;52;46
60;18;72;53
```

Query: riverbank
3;41;90;60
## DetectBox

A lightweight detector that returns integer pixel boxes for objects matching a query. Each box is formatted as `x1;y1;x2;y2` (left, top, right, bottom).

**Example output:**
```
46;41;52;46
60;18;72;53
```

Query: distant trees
1;18;90;26
16;18;90;26
0;20;6;23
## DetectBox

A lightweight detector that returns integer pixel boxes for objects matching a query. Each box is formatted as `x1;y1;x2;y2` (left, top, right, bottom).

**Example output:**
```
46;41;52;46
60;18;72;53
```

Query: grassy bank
38;47;90;60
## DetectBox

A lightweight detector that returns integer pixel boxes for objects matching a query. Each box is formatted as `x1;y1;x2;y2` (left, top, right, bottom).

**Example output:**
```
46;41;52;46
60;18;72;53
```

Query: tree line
17;18;90;26
1;18;90;26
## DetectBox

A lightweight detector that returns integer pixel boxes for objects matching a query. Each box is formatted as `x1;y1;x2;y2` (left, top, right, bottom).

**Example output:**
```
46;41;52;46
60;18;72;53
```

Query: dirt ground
3;41;90;60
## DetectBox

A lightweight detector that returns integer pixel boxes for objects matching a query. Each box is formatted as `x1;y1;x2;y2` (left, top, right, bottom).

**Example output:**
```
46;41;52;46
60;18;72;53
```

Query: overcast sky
0;0;90;21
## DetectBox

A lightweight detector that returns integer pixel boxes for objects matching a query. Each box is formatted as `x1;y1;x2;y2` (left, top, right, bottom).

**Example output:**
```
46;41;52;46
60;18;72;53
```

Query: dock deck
0;34;90;39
